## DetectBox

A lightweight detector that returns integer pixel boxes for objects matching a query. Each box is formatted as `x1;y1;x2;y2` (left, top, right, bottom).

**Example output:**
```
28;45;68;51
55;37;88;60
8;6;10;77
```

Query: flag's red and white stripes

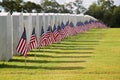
29;34;38;51
16;38;28;56
16;27;28;57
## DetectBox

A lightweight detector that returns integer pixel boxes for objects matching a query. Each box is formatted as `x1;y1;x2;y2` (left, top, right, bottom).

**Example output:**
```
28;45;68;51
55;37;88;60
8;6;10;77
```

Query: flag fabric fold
29;27;38;51
16;27;28;57
39;26;46;47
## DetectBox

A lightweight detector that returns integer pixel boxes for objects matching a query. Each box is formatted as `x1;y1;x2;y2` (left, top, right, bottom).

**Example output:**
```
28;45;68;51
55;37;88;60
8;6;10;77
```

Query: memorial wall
0;13;98;61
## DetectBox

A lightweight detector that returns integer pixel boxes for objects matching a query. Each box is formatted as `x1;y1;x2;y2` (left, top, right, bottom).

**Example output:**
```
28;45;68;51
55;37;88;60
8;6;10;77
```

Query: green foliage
65;0;87;14
41;0;70;13
85;0;120;27
1;0;22;14
112;6;120;27
23;1;42;13
0;0;43;13
0;0;70;14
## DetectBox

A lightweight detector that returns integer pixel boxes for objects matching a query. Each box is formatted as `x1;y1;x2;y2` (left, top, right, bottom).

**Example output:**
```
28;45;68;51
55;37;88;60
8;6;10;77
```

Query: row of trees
86;0;120;27
0;0;120;27
0;0;86;14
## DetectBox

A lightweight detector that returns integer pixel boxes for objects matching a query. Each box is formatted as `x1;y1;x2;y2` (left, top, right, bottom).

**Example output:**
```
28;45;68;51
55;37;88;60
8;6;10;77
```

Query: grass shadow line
9;59;86;64
28;54;92;58
59;43;99;46
41;47;95;50
63;41;100;43
0;64;85;70
32;50;94;54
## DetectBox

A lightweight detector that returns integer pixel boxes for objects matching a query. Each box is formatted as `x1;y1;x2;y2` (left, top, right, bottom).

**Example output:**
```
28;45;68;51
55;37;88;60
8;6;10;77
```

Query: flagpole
39;19;44;52
34;21;37;60
23;22;27;67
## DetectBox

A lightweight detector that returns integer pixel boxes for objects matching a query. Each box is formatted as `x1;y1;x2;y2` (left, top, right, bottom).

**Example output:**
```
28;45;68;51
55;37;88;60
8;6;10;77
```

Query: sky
23;0;120;8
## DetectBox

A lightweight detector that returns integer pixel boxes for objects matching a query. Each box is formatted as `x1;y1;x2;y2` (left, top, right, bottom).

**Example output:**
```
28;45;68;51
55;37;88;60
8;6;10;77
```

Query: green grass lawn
0;28;120;80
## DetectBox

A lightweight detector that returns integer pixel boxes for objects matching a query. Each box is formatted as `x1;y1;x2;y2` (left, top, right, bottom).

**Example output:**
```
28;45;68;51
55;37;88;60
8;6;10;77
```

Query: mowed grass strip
0;28;120;80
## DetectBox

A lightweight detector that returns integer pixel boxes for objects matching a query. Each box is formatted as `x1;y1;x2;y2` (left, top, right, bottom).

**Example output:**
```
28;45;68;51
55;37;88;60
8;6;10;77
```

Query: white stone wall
12;13;23;55
0;13;12;61
0;13;97;61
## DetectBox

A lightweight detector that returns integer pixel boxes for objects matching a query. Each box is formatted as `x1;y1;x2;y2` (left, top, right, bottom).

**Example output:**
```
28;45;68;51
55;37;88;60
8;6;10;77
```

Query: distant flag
79;22;84;32
29;27;38;51
55;25;62;43
16;27;28;57
53;24;57;31
61;22;65;28
64;20;70;37
75;21;81;33
45;26;54;46
39;26;54;47
65;20;69;26
69;22;75;36
69;22;74;28
53;24;59;42
83;20;88;32
47;26;51;45
60;22;67;39
50;25;56;43
41;26;45;36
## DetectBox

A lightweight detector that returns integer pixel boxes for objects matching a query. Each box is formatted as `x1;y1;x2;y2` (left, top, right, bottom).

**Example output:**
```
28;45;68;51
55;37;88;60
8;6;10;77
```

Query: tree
41;0;61;13
85;0;119;27
40;0;70;13
86;2;104;20
1;0;24;14
65;0;87;14
23;1;42;13
60;5;71;13
0;0;42;13
112;6;120;27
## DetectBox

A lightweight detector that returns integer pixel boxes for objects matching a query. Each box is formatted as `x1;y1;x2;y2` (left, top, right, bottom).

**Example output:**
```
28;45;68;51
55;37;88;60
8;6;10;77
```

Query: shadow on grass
53;56;91;58
61;43;99;46
28;54;92;58
63;41;100;42
32;46;95;51
9;59;86;64
51;45;96;47
81;32;104;34
31;50;94;54
42;48;95;50
0;64;85;70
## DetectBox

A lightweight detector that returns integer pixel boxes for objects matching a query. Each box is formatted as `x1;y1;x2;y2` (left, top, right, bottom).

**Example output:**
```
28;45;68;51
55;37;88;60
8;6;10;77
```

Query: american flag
49;26;55;44
39;26;54;47
29;27;38;51
75;21;81;33
45;26;53;45
64;20;70;37
53;24;59;42
39;26;46;47
69;22;75;36
82;21;88;32
55;25;62;43
16;27;28;57
60;22;67;39
65;20;69;26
